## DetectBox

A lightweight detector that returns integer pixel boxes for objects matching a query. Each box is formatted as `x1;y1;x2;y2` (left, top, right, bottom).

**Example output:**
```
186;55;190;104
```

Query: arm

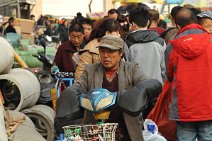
165;43;174;82
160;41;166;82
54;46;64;71
72;65;90;94
117;63;162;116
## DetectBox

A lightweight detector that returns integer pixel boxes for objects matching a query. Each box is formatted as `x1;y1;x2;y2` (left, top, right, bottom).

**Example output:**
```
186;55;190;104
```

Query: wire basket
63;123;118;141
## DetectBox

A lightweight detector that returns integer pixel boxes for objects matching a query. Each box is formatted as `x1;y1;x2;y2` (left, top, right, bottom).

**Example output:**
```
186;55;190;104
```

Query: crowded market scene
0;0;212;141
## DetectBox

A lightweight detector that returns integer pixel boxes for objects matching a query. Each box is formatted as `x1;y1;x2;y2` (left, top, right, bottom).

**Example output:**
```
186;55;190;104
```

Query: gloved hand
51;65;59;74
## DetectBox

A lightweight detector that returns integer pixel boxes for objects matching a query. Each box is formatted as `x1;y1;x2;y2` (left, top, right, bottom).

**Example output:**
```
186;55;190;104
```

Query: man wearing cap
197;10;212;34
55;35;162;141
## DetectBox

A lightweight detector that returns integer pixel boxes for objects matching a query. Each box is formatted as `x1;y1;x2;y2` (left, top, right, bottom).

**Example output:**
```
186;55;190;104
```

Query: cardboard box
3;17;35;34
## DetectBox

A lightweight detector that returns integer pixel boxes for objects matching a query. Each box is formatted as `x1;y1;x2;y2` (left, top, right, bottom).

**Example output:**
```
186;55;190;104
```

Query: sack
147;80;177;141
143;119;167;141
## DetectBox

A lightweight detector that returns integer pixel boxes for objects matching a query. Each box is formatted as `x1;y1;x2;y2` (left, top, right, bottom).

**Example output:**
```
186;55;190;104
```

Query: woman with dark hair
58;19;69;43
117;14;130;39
75;18;121;80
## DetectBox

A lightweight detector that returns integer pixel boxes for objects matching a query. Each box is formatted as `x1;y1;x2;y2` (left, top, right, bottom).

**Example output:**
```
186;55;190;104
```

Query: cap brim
98;45;120;50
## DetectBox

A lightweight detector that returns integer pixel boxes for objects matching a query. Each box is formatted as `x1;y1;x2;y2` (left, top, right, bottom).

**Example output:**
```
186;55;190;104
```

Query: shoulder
81;39;100;53
154;36;165;47
58;41;69;50
121;61;140;70
84;62;101;71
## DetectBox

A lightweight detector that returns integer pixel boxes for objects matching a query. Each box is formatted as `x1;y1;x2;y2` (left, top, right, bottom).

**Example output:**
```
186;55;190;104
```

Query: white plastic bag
143;119;167;141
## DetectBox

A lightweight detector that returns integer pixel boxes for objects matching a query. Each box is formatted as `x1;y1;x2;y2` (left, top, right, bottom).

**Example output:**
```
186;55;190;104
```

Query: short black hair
171;6;183;20
89;18;120;41
69;23;84;34
158;19;167;29
8;17;15;24
175;8;197;28
30;14;35;18
189;8;201;16
81;18;94;27
128;5;149;27
108;9;119;15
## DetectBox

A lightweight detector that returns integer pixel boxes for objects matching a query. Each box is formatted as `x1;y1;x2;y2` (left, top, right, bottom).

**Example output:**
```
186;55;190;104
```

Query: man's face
82;23;92;40
69;31;84;47
99;47;123;70
201;18;212;34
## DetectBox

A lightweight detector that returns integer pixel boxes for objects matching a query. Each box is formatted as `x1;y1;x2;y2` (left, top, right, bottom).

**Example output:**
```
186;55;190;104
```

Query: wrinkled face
69;31;84;47
201;18;212;34
99;47;123;70
82;23;92;40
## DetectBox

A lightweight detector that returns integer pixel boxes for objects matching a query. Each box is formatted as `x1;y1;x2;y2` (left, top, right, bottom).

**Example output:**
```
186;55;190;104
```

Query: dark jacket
5;25;17;34
54;41;78;72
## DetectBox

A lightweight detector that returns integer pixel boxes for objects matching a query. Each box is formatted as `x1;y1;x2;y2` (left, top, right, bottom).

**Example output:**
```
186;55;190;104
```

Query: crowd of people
4;3;212;141
52;3;212;141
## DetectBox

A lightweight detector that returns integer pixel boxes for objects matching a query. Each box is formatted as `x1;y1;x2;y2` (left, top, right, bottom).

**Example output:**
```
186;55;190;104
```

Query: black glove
55;87;83;119
117;79;162;117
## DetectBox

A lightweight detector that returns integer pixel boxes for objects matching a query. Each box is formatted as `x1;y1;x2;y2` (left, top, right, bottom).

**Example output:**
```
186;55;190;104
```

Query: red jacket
166;24;212;121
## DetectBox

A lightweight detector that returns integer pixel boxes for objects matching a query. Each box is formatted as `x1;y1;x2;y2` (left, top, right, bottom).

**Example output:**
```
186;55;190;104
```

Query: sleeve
72;65;90;94
117;63;162;116
75;51;93;80
123;43;130;61
165;43;174;82
54;46;64;71
160;41;166;82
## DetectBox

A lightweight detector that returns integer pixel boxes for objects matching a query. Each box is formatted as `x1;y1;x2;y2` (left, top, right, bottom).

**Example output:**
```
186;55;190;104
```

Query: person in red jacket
165;8;212;141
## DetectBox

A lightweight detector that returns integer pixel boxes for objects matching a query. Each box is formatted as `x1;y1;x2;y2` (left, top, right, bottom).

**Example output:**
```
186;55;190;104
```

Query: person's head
62;19;68;27
89;18;120;41
158;19;167;29
69;23;84;47
117;14;129;32
8;17;16;27
170;6;183;27
183;4;194;9
50;21;55;29
117;14;130;39
175;8;197;30
197;11;212;33
148;9;160;27
108;9;119;20
98;35;124;70
30;14;35;20
128;5;149;31
189;8;201;16
81;18;94;41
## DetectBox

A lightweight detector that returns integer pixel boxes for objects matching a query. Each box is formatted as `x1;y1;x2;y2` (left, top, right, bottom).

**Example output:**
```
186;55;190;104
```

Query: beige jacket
75;38;100;80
